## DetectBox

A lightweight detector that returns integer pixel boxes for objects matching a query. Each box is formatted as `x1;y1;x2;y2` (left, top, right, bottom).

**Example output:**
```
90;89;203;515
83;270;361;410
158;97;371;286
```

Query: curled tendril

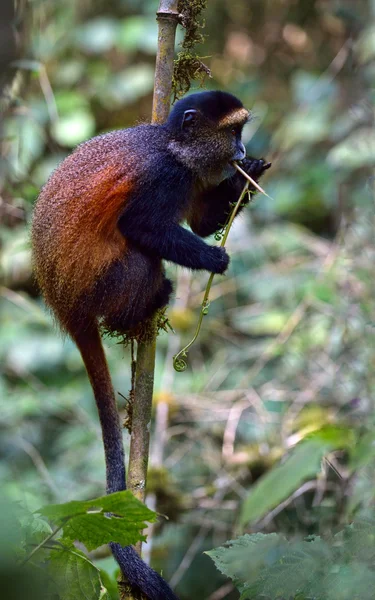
202;301;210;315
173;351;188;372
214;222;227;241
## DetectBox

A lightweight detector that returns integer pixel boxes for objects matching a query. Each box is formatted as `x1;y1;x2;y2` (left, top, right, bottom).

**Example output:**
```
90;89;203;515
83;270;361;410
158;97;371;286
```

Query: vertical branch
127;0;179;546
152;0;180;124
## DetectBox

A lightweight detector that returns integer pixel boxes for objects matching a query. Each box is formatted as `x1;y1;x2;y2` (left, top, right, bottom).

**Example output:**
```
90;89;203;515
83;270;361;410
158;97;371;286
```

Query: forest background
1;0;375;598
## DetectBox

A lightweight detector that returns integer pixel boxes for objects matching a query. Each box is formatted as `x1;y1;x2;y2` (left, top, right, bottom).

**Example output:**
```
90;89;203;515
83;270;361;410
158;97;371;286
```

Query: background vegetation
1;0;374;598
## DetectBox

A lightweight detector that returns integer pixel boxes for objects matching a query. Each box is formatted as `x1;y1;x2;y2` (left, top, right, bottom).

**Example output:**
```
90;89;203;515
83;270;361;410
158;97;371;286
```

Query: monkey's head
166;91;250;185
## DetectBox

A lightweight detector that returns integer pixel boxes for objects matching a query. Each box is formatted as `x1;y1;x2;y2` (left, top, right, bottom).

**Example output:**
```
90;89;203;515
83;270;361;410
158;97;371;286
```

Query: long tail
73;324;179;600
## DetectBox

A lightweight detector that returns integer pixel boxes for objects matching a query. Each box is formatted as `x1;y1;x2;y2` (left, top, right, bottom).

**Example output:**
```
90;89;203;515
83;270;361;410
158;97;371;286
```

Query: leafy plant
207;517;375;600
6;492;157;600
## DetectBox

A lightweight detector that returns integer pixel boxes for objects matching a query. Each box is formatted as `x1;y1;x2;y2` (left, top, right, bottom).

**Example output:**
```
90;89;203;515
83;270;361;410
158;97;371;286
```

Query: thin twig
222;400;249;461
207;582;234;600
232;161;271;198
169;523;210;588
170;479;232;588
15;437;59;499
254;481;318;530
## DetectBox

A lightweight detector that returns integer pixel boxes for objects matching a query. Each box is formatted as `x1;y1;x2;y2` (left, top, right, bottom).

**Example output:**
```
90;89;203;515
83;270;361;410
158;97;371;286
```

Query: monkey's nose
233;142;246;161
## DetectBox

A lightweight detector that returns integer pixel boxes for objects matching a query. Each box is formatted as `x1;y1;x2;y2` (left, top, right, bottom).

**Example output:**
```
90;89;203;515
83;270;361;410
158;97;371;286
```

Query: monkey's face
168;104;250;185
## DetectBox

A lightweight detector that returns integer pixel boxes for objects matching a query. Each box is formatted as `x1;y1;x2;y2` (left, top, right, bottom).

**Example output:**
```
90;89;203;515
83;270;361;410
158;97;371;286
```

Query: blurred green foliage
207;517;375;600
0;493;146;600
1;0;375;598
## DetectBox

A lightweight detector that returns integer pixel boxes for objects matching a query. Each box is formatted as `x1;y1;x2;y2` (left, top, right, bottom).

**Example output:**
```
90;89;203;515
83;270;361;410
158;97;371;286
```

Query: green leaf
349;431;375;472
48;546;110;600
307;425;355;448
103;65;155;107
20;513;53;546
208;519;375;600
304;280;338;304
273;107;330;150
240;428;353;526
4;116;45;177
38;491;157;552
75;18;119;53
117;16;158;54
206;533;285;595
291;71;337;105
52;110;96;147
98;567;120;600
355;24;375;64
232;310;289;335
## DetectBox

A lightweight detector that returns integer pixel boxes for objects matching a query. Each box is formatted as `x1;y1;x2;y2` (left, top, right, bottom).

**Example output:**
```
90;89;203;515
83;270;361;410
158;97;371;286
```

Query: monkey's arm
118;166;229;274
190;158;270;238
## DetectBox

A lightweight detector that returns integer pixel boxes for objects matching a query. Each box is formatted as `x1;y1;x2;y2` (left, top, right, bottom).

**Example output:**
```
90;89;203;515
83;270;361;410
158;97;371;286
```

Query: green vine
173;162;271;372
172;0;211;99
173;181;251;372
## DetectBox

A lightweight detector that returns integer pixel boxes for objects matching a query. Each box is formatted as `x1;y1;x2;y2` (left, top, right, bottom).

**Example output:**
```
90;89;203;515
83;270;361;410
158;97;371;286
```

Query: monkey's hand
239;157;271;193
207;246;229;274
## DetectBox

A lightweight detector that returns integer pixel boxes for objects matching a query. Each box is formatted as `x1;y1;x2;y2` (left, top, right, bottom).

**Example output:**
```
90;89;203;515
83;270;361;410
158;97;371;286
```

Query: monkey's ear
182;109;198;129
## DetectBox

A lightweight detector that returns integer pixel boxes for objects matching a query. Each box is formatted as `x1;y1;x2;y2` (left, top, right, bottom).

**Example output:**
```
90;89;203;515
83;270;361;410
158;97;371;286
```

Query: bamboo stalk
126;0;179;552
152;0;180;124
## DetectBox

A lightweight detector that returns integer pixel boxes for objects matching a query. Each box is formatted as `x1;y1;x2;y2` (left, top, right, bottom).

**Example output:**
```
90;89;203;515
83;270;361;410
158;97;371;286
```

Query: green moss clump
173;0;211;99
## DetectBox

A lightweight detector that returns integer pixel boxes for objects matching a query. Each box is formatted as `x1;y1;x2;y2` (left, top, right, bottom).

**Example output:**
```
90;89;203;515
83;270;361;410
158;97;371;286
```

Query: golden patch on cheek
218;107;250;128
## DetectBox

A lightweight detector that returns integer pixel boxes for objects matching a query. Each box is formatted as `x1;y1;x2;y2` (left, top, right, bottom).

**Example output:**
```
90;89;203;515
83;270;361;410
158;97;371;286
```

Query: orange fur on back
32;135;136;327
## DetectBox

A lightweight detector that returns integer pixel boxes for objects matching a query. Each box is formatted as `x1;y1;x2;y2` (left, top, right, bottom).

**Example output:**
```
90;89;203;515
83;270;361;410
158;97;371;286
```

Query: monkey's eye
182;109;198;129
231;127;241;137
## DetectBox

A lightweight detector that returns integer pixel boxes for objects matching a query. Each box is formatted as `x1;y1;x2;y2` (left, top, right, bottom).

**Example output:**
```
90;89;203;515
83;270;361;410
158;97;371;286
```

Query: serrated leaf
38;491;155;521
37;491;157;551
48;546;109;600
21;513;53;545
206;533;285;594
208;521;375;600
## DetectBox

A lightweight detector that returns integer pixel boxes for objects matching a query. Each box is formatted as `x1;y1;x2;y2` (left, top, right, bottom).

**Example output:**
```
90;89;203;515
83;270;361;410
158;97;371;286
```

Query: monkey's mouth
230;159;243;170
231;159;272;170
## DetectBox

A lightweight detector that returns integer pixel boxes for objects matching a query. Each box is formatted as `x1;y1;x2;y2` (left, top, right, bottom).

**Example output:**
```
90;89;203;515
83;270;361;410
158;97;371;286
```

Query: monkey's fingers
232;161;271;199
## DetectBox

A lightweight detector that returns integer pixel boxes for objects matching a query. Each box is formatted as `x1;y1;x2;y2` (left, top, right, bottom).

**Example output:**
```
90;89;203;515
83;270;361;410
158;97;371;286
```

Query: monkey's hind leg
94;251;173;335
